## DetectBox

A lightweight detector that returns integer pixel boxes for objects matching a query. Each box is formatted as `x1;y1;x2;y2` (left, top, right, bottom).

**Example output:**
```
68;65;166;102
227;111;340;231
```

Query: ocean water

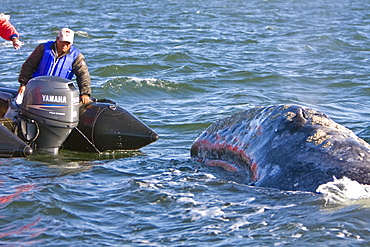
1;0;370;245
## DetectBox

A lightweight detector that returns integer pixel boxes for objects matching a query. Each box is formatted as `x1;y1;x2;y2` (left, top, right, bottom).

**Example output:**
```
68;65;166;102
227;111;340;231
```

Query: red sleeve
0;18;20;41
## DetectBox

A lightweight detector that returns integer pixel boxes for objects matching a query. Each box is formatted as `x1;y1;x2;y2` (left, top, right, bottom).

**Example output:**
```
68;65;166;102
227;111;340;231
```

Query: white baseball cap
58;28;74;44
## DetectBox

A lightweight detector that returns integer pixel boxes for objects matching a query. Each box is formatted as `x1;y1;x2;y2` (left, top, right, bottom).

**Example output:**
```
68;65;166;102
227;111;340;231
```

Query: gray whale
191;104;370;192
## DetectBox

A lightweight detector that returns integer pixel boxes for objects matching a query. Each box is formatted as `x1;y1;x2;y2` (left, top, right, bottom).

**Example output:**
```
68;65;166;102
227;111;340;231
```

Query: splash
316;177;370;204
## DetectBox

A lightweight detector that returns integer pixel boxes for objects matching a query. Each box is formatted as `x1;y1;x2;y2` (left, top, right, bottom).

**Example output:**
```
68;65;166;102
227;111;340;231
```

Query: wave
95;76;202;101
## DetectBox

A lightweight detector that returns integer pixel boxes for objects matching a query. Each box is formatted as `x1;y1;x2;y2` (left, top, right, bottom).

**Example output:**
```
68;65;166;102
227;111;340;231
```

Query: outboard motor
19;76;79;154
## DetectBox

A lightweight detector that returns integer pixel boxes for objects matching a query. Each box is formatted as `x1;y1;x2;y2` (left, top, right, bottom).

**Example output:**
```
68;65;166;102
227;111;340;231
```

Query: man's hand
12;37;21;50
15;85;26;104
18;85;25;94
80;94;91;104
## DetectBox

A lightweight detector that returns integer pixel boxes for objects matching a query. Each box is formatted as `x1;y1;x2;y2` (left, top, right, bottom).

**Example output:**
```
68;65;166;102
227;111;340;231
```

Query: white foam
124;76;178;89
75;31;89;38
316;176;370;204
190;206;225;221
177;197;198;205
229;216;251;231
229;208;265;231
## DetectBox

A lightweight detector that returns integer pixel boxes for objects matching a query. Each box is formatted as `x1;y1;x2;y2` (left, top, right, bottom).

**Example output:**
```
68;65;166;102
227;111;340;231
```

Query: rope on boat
74;126;102;155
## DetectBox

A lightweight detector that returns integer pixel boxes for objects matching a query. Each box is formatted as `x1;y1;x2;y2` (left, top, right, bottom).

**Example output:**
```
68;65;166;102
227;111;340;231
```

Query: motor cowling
20;76;80;154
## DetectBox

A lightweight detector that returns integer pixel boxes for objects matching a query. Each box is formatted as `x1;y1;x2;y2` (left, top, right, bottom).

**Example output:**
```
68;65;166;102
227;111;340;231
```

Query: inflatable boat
0;76;159;158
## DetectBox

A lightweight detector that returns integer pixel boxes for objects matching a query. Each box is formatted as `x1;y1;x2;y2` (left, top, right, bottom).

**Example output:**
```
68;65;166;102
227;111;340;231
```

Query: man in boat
18;28;91;104
0;13;22;50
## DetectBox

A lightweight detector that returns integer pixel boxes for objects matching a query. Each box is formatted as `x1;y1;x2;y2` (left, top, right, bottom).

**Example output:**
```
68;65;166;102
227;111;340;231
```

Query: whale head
191;104;370;192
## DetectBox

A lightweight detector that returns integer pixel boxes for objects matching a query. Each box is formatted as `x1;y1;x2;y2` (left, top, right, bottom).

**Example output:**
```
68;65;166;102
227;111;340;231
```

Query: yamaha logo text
42;94;67;104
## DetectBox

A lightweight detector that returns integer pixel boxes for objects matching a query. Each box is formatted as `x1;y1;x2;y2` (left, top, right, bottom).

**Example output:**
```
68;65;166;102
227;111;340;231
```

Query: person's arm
73;53;92;104
0;15;21;49
18;44;44;86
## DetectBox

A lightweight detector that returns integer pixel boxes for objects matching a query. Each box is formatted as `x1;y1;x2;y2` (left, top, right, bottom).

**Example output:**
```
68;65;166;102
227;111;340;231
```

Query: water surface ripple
1;0;370;245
